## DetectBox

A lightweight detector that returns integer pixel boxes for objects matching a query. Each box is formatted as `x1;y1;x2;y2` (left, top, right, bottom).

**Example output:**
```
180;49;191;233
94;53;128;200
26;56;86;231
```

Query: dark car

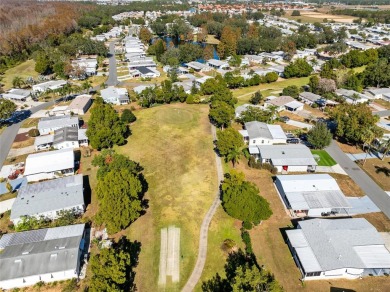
287;138;300;144
280;116;290;123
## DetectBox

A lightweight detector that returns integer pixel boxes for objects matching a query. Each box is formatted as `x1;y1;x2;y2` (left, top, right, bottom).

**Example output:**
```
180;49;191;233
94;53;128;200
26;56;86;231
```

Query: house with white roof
32;80;67;93
71;57;97;79
185;61;211;72
241;121;287;146
10;175;84;225
207;59;230;70
335;89;370;104
34;128;87;151
0;224;86;289
100;87;129;105
38;115;79;135
23;148;74;182
195;76;213;87
265;96;304;112
249;144;317;173
275;174;351;217
235;104;264;118
366;88;390;101
133;84;156;95
1;89;31;102
286;218;390;280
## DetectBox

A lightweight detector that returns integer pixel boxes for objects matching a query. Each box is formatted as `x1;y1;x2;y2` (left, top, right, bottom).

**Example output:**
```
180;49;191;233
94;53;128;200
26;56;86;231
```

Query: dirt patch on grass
12;136;34;149
14;132;30;142
329;173;365;197
279;110;306;122
359;158;390;191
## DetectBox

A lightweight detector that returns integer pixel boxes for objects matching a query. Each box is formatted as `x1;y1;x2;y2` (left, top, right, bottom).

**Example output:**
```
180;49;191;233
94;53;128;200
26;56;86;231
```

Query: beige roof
267;96;295;107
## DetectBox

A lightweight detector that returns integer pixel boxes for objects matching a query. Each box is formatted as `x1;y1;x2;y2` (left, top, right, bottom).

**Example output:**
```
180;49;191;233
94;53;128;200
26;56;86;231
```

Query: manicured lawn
233;77;311;105
311;150;337;166
113;103;231;291
2;60;39;90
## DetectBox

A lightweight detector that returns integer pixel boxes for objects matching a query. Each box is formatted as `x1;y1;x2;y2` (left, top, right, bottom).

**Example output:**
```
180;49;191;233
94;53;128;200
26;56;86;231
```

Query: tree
86;102;127;150
307;122;332;149
218;26;239;59
291;10;301;16
380;138;390;160
35;51;52;74
282;85;300;99
308;75;320;93
363;58;390;88
318;78;336;94
12;76;24;88
121;109;137;124
216;127;245;157
96;168;144;234
89;238;139;291
139;27;153;44
240;107;274;124
249;91;263;105
229;54;242;67
265;72;278;83
209;101;235;129
221;171;272;225
284;58;313;78
0;99;17;120
330;103;383;146
226;147;243;168
178;43;203;63
82;80;92;94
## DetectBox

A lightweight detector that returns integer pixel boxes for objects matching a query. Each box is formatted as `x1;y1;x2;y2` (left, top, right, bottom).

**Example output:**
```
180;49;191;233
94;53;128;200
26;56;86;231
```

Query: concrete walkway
7;145;36;158
346;152;380;161
326;140;390;219
286;120;313;129
315;164;347;175
182;125;223;292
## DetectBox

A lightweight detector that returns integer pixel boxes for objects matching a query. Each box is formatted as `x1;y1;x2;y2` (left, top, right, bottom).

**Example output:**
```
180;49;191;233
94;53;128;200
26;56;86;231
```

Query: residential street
0;100;56;168
326;140;390;219
106;42;118;86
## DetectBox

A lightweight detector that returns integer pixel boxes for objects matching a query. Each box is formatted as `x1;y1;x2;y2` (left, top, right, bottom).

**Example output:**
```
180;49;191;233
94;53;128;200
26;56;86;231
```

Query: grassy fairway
311;150;337;166
115;104;219;291
233;77;310;105
2;60;39;90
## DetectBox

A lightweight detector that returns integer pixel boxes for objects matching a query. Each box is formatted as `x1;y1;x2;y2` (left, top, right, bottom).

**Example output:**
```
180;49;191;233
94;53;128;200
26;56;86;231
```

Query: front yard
358;157;390;191
311;150;336;166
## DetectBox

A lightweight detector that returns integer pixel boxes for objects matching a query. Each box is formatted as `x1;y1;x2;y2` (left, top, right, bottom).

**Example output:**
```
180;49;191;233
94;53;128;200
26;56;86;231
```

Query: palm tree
381;138;390;160
226;147;243;168
82;80;92;94
362;129;375;166
12;76;24;88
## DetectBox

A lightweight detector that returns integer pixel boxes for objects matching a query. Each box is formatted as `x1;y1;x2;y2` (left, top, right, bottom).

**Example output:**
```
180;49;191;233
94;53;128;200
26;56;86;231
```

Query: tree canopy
216;128;245;157
0;99;17;120
221;171;272;225
86;101;128;150
330;103;383;146
307;122;333;149
284;58;313;78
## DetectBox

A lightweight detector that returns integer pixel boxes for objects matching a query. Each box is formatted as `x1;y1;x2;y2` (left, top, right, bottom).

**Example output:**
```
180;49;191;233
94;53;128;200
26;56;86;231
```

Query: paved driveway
286;120;313;129
326;140;390;219
106;42;118;86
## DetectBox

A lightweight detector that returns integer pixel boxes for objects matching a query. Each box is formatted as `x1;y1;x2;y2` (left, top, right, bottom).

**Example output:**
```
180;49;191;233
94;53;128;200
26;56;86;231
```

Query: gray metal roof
34;134;54;147
245;121;287;140
300;92;322;102
10;175;84;220
287;218;390;272
0;224;84;281
38;115;79;131
53;127;79;145
258;144;317;166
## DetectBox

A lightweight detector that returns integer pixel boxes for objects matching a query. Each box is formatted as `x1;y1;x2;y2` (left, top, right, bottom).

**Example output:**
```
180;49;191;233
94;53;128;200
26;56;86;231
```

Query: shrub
28;128;40;137
121;109;136;123
243;221;253;230
221;239;236;252
241;229;253;254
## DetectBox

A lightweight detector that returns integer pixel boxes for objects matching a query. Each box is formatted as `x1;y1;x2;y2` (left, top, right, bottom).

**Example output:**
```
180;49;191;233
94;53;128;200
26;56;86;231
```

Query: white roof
285;100;304;109
24;148;74;176
354;245;390;268
38;115;78;131
67;94;92;112
34;134;54;147
258;144;317;166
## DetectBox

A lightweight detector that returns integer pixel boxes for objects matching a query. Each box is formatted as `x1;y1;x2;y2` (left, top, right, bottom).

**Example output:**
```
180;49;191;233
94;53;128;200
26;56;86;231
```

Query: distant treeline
332;9;390;23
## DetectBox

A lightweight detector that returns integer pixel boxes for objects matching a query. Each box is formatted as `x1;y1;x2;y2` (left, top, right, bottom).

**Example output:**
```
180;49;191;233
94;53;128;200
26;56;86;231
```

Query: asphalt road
106;42;118;86
0;100;56;169
326;140;390;219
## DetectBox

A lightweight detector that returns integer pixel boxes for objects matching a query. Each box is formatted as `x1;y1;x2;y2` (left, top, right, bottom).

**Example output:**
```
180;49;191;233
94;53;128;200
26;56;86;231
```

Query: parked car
280;116;290;123
286;133;295;139
287;138;300;144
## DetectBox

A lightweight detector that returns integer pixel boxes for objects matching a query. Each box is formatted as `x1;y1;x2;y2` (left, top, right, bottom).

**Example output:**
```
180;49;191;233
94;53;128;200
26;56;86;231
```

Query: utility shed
275;174;351;217
10;175;84;225
286;218;390;280
24;148;74;182
0;224;86;289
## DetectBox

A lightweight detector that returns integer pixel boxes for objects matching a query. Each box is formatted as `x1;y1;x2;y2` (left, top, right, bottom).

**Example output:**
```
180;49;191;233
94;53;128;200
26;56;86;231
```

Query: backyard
1;60;39;90
107;103;240;291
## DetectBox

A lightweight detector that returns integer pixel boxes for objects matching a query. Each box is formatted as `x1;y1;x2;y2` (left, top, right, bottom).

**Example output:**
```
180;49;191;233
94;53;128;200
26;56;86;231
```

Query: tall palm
12;76;24;88
362;129;375;166
226;147;243;168
82;80;92;94
381;138;390;160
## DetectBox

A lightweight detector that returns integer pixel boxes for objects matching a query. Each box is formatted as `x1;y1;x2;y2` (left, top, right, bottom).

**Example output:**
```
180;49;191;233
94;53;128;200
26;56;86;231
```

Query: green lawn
311;150;337;166
233;77;311;105
113;104;240;291
1;60;39;90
